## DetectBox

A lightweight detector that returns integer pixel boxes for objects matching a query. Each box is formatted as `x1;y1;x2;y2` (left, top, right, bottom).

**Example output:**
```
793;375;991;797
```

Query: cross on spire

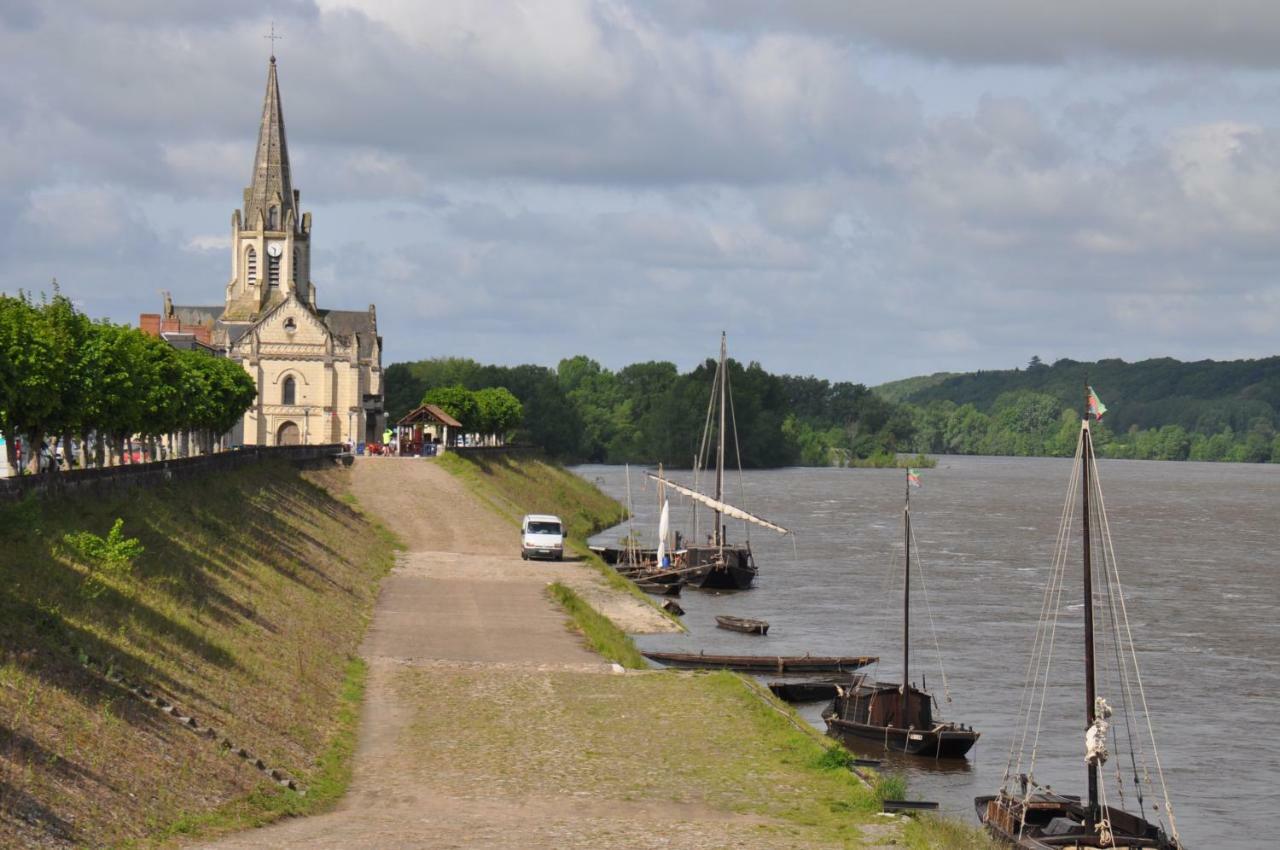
264;21;282;59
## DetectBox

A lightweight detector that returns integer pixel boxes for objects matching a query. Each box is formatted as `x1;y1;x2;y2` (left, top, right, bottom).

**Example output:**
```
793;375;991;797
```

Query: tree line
1;291;257;473
390;352;1280;466
387;355;912;467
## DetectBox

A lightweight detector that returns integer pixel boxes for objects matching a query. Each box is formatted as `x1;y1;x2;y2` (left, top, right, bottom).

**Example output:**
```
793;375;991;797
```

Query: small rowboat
715;615;769;635
641;651;876;674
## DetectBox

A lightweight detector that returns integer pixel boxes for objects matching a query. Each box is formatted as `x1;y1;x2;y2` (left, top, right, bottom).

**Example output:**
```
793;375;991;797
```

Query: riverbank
439;451;991;849
0;460;399;848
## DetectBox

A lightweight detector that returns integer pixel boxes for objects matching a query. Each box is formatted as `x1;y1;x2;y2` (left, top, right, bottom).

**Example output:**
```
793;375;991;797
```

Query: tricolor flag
1087;386;1107;421
907;468;922;488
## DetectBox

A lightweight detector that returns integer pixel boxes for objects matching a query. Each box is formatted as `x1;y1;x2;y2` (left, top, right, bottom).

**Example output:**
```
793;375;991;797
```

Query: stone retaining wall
0;444;345;503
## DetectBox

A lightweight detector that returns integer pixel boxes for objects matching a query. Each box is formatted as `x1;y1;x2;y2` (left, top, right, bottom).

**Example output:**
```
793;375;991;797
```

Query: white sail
656;500;669;566
646;473;789;536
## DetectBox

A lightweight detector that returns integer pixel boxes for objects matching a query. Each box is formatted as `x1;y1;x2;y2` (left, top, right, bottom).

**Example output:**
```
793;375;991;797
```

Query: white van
521;514;565;561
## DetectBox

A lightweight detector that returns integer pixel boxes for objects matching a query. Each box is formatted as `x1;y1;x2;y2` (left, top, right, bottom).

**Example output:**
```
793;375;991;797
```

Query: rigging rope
1006;432;1083;790
907;519;952;704
1089;450;1182;845
724;364;751;545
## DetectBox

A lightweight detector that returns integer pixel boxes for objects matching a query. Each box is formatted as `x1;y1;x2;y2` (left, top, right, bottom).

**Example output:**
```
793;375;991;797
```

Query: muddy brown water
579;456;1280;849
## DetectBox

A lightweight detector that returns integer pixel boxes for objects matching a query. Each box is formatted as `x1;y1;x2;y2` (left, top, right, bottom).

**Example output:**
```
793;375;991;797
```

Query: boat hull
642;651;875;674
683;545;757;589
975;792;1180;849
636;580;682;597
715;616;768;634
825;715;978;758
768;679;842;702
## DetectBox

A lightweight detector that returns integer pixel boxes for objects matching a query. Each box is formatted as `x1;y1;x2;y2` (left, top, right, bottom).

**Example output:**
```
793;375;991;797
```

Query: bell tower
224;55;314;320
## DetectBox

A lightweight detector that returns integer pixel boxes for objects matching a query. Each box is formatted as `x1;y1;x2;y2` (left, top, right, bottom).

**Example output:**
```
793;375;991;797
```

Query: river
577;456;1279;849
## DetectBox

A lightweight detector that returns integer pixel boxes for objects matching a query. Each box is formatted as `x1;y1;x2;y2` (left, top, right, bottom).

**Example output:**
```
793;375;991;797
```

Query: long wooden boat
590;545;658;567
636;579;683;597
975;391;1184;849
642;651;875;674
714;615;769;635
824;468;979;760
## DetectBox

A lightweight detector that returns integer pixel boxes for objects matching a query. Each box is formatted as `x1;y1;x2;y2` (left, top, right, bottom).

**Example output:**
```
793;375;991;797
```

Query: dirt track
192;458;816;849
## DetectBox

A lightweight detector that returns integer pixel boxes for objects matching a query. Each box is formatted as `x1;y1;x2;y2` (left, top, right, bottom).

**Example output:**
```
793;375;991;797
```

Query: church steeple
225;55;314;319
243;56;295;231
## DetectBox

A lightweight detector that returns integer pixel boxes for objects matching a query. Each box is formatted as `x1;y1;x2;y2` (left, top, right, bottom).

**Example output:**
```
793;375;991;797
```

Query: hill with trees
880;355;1280;463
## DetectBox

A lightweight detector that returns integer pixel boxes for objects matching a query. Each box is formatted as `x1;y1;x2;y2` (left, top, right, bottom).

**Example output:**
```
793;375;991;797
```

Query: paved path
195;459;789;849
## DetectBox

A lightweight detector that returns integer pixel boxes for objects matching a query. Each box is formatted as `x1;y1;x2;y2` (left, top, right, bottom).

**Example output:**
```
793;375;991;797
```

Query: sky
2;1;1280;385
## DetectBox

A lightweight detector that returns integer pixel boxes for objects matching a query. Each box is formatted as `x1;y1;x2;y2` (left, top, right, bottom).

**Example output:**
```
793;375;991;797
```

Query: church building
143;56;384;446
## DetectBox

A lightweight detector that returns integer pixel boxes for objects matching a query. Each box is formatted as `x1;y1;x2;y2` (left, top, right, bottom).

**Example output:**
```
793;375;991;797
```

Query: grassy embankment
0;461;399;848
438;450;991;848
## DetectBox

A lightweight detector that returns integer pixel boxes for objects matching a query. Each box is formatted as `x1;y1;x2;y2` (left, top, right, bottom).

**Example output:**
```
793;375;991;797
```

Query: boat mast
1081;388;1100;830
902;468;911;721
714;332;727;548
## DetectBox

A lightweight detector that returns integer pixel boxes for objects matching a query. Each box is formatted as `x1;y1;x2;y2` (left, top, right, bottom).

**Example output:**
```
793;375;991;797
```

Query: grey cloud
653;1;1280;68
1;1;1278;385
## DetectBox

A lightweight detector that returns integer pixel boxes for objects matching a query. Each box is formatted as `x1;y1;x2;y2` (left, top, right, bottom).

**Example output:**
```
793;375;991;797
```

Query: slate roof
318;309;379;359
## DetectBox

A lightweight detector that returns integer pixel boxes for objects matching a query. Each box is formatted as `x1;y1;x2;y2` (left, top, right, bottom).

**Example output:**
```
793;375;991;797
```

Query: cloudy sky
2;1;1279;384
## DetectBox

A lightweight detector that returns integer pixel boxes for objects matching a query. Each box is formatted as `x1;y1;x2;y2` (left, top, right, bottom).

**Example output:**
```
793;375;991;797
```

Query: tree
423;385;479;432
474;387;523;444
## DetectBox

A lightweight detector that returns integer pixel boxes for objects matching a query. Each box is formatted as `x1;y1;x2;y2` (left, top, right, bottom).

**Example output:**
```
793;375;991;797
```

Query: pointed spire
244;56;294;231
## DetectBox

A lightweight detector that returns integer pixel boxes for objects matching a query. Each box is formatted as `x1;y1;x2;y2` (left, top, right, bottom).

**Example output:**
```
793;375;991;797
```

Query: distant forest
386;354;1280;466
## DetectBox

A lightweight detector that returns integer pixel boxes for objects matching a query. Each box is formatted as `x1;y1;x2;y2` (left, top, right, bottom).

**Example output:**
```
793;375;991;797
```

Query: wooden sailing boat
822;468;979;758
646;332;789;590
976;390;1184;849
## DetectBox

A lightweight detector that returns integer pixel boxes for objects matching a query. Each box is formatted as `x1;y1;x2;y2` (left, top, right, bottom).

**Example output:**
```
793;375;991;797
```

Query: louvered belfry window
246;247;257;284
269;254;281;287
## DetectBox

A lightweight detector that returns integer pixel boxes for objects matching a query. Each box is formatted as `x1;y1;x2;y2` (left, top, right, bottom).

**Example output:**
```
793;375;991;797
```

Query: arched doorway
276;421;301;446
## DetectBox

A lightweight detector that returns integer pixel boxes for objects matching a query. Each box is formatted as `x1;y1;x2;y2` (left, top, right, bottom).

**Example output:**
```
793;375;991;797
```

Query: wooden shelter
396;404;463;454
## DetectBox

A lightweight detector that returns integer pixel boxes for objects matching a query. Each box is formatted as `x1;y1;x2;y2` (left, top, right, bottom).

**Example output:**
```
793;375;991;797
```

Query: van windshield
527;521;561;535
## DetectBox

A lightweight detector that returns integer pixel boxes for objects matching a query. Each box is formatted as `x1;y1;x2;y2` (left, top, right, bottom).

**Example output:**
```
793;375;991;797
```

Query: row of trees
390;354;1280;466
420;385;523;444
389;355;911;466
1;291;257;474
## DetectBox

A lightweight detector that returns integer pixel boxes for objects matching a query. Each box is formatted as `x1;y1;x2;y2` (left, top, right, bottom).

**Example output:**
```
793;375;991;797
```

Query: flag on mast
1087;386;1108;421
907;468;922;488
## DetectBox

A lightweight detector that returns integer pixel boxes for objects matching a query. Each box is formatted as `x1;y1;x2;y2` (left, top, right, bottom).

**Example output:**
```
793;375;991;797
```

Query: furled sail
656;499;670;566
646;473;789;535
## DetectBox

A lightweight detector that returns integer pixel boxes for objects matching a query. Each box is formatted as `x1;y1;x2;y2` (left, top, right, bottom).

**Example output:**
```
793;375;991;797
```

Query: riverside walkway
195;458;893;849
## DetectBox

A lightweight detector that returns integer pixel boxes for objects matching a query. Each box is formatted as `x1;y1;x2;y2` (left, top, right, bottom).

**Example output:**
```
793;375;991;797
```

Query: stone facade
146;56;384;446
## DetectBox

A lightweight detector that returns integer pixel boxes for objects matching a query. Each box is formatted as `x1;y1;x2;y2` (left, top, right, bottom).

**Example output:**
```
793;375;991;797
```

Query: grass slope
0;461;398;848
547;582;645;669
